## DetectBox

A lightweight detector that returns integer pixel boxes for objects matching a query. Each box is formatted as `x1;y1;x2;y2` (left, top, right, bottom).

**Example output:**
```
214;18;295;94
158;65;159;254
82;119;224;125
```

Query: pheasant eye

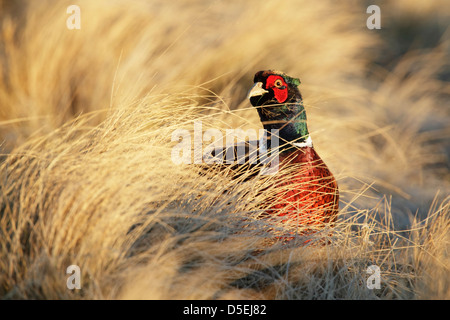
274;79;283;87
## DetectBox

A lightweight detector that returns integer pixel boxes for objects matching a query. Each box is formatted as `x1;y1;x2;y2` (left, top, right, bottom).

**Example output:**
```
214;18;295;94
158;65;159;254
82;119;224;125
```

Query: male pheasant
248;70;339;236
205;70;339;238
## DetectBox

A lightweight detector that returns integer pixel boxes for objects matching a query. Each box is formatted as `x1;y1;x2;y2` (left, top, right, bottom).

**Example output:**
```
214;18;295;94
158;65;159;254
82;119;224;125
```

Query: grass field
0;0;449;299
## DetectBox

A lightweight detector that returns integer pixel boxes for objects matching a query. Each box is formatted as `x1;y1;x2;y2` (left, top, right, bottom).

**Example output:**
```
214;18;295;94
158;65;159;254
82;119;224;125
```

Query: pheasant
204;70;339;239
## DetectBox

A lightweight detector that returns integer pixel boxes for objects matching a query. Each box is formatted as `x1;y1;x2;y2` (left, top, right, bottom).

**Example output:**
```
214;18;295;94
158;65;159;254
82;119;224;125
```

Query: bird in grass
248;70;338;234
204;70;339;238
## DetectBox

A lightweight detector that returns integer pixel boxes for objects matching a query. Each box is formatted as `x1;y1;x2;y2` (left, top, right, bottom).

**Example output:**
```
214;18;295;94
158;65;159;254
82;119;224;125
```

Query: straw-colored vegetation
0;0;449;299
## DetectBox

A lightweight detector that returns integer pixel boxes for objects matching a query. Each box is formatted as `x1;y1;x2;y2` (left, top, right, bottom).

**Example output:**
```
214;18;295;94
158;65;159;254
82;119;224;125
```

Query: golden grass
0;0;449;299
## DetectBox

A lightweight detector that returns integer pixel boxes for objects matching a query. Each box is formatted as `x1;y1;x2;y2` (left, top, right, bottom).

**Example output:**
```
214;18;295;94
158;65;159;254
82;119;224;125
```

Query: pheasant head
247;70;310;148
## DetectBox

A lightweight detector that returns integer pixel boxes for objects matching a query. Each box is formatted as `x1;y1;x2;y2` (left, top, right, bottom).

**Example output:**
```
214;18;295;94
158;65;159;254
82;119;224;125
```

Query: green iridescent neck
262;100;310;145
290;100;309;140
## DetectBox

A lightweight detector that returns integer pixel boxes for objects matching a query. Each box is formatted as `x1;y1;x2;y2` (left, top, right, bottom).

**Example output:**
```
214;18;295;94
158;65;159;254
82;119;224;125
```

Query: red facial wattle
266;75;288;103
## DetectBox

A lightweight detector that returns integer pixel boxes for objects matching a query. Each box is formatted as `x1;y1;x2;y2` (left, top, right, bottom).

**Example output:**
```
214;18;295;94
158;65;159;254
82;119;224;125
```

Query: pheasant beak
247;82;268;99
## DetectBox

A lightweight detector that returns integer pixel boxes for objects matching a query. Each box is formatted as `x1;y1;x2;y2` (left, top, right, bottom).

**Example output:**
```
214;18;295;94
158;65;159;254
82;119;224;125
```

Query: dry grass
0;0;449;299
